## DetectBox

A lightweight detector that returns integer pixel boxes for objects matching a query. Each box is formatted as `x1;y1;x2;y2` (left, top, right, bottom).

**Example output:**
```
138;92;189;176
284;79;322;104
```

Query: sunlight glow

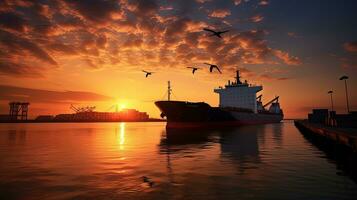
116;102;127;111
120;104;126;110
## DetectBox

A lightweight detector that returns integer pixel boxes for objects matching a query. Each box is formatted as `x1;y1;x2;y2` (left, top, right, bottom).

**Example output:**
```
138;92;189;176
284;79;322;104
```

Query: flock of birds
142;28;229;78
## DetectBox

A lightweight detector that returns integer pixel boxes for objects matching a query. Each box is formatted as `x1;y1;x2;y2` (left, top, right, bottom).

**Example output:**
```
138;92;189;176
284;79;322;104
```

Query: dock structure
9;102;30;121
295;120;357;152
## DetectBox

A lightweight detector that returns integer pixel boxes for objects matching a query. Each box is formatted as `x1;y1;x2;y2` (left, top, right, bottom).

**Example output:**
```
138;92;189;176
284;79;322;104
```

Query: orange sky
0;0;356;119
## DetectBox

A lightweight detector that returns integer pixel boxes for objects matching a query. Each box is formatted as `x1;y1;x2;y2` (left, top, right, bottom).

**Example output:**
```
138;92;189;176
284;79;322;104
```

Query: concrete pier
294;120;357;152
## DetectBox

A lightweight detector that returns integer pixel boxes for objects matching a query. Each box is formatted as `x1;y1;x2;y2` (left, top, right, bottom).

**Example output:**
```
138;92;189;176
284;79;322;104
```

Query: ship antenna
168;81;172;101
236;70;242;84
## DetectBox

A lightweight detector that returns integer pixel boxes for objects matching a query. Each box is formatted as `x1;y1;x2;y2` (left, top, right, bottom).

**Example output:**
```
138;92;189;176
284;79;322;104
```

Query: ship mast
168;81;172;101
236;70;242;84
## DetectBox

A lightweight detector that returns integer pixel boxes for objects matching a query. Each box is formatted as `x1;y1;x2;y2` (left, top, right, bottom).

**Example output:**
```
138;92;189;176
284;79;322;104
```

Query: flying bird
204;63;222;74
142;176;154;187
142;70;154;77
203;28;229;38
187;67;200;74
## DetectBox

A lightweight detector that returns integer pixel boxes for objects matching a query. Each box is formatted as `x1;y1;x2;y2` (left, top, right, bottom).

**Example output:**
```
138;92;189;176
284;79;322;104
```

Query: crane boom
70;104;79;112
70;104;96;113
263;96;279;108
256;94;262;102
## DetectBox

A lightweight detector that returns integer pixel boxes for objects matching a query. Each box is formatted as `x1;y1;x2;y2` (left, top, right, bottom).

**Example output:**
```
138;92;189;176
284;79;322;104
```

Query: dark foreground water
0;121;356;200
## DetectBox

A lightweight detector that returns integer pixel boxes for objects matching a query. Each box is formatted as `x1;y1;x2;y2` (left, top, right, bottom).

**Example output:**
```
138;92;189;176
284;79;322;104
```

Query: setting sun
119;103;126;111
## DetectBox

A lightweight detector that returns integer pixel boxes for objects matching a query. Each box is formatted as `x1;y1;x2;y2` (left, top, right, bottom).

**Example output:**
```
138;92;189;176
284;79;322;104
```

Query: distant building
35;115;54;122
53;109;149;122
308;109;329;124
307;109;357;128
0;114;11;122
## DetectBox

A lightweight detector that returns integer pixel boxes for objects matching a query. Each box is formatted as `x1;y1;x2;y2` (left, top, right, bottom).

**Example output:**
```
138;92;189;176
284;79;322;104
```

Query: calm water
0;121;356;200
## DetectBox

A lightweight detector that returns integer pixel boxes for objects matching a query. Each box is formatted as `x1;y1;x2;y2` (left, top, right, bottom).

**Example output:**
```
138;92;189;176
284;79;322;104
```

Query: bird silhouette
187;67;200;74
203;28;229;38
142;70;154;77
204;63;222;73
142;176;150;182
142;176;154;187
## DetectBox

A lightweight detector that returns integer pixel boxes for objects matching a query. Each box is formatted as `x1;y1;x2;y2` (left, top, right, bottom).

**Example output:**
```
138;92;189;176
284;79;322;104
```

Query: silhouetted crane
70;104;95;113
256;94;262;102
142;70;154;77
203;28;229;38
187;67;200;74
263;96;279;108
204;63;222;73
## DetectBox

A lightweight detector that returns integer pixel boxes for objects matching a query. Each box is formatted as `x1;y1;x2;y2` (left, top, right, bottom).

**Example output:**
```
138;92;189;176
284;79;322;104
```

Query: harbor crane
256;94;262;102
263;96;279;108
70;104;96;113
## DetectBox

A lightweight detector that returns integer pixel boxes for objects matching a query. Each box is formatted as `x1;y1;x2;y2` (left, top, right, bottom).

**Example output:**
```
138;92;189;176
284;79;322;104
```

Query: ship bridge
214;70;262;113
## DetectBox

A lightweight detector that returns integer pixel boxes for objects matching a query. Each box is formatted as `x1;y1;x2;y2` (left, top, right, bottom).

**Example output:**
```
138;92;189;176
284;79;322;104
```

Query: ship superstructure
214;70;262;113
214;70;282;115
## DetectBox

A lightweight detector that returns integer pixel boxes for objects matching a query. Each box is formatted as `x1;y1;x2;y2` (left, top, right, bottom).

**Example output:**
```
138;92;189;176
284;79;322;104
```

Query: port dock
294;120;357;152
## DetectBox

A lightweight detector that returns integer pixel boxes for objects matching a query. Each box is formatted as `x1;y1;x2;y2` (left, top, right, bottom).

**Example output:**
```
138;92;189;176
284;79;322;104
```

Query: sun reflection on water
119;122;125;150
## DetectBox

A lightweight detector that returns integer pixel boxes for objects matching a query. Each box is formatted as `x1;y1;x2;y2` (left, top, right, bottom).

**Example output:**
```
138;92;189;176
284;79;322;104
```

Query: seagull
142;176;154;187
142;176;151;183
203;28;229;38
142;70;154;77
187;67;200;74
204;63;222;73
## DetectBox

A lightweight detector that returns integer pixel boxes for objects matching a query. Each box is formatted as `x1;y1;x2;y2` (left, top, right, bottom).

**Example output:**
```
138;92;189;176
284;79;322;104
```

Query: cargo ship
155;70;283;128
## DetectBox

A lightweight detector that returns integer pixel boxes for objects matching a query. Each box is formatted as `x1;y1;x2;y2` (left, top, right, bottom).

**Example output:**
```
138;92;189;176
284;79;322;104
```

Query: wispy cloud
0;84;113;103
259;73;292;81
250;14;264;23
258;0;269;6
343;41;357;53
208;9;231;18
273;50;301;65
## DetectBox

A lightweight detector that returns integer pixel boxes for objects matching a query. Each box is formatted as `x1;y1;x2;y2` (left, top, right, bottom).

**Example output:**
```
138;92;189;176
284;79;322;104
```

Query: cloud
127;0;159;17
159;5;174;11
233;0;250;6
287;32;300;38
0;0;300;79
122;33;143;48
209;9;231;18
0;84;113;103
343;41;357;53
83;58;102;69
250;14;264;23
234;0;242;5
0;61;44;78
63;0;121;23
0;11;27;32
0;30;57;65
258;0;269;6
339;57;357;70
52;13;84;28
259;74;292;81
273;50;301;65
196;0;212;3
47;43;78;55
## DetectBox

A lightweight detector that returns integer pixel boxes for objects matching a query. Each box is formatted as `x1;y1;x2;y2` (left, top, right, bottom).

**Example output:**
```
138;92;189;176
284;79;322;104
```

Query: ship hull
155;101;283;128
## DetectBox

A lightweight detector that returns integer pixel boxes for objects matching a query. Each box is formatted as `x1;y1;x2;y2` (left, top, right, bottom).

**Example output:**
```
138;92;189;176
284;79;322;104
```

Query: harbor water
0;121;356;200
